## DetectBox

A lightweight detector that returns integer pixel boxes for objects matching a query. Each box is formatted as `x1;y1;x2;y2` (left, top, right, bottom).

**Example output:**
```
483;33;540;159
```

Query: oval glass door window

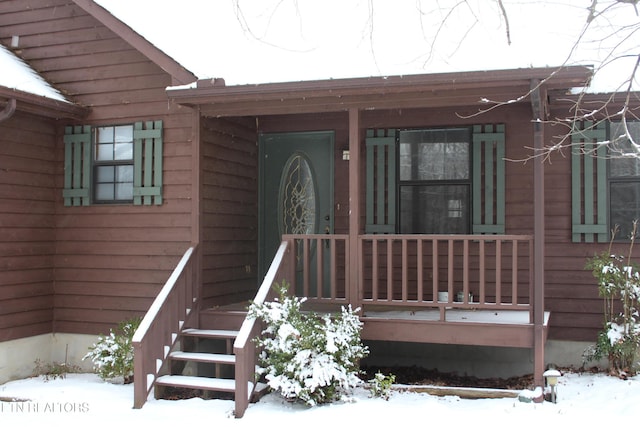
278;153;318;236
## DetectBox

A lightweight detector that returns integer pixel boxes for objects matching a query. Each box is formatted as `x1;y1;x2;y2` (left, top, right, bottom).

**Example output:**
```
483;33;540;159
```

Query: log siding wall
200;116;259;306
0;0;195;337
0;112;57;342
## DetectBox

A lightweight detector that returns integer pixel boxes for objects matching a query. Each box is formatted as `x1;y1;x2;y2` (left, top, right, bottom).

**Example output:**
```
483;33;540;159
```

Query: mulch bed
360;365;535;390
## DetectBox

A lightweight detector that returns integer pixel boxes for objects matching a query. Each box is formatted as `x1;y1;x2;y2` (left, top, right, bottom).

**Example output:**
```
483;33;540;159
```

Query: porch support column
530;79;547;388
348;108;361;305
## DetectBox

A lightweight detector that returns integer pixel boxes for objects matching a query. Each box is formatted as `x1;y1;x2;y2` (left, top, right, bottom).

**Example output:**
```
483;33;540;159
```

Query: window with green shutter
572;120;640;242
365;124;505;235
63;120;163;206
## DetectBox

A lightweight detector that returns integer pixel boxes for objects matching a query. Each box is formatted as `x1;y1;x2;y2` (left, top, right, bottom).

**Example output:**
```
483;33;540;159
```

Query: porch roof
167;65;593;117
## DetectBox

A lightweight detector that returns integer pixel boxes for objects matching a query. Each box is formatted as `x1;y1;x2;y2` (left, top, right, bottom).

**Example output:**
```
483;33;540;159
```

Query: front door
259;131;334;289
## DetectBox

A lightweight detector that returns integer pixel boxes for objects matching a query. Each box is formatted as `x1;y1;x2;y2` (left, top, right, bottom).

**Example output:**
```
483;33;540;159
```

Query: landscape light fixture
543;369;561;403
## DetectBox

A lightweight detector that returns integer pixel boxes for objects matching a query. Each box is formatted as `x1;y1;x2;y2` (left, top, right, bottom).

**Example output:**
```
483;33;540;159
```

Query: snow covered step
181;328;239;340
156;375;236;392
169;351;236;365
155;375;255;399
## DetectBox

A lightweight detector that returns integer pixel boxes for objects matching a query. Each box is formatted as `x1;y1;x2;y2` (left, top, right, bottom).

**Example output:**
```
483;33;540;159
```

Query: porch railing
132;245;200;409
360;234;535;320
283;234;534;320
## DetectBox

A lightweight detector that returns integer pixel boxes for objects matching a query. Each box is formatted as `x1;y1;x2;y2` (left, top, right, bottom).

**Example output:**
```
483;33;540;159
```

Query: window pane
400;185;470;234
97;127;114;143
610;181;640;239
114;142;133;160
115;183;133;200
96;165;114;183
95;183;114;201
116;165;133;183
114;125;133;143
610;121;640;177
96;142;114;161
399;129;469;181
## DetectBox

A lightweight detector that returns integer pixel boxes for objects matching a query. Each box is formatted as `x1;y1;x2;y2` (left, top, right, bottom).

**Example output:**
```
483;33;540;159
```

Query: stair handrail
132;244;199;409
233;239;292;418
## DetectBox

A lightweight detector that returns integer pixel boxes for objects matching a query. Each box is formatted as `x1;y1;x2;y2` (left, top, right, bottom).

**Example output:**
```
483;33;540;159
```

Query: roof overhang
0;86;89;120
167;66;594;117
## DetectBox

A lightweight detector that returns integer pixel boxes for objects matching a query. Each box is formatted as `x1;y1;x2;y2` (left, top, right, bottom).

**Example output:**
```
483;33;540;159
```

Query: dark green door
259;131;334;289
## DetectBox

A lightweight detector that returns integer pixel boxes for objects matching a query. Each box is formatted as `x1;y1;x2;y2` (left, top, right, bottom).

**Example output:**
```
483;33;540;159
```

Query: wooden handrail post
132;341;145;409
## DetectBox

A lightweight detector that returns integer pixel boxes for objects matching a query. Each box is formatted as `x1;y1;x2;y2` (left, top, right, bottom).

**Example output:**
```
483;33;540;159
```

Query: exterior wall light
543;369;561;403
342;149;350;161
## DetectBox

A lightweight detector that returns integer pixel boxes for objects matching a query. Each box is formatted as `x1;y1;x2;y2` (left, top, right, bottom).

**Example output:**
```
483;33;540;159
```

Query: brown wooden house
2;0;639;418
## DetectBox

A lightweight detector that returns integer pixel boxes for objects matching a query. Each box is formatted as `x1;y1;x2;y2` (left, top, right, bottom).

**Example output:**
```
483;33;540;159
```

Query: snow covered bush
584;224;640;376
248;282;369;406
83;316;141;384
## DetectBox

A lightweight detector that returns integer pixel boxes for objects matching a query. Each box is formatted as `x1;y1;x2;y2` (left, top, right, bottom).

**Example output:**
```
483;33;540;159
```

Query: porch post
348;108;361;305
531;80;546;388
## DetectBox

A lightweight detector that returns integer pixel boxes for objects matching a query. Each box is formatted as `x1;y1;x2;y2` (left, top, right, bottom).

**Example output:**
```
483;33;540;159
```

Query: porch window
398;129;471;234
365;124;505;235
63;121;163;206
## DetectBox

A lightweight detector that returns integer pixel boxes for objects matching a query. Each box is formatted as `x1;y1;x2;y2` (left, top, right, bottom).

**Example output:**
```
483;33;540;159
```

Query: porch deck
299;300;550;348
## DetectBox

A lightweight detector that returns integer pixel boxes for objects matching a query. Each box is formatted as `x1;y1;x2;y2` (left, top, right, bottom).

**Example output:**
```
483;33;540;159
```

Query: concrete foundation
0;333;97;385
1;334;608;385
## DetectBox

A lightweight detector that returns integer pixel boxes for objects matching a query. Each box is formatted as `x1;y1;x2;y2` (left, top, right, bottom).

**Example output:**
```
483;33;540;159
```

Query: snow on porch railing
233;239;294;418
132;245;200;409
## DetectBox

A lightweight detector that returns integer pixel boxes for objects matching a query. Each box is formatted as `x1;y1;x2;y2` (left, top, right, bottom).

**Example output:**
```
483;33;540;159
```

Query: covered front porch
130;66;594;416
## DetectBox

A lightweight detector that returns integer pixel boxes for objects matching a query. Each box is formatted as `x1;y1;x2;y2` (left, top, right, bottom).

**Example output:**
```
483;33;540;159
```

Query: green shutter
571;121;608;242
365;129;396;233
63;125;92;206
472;124;505;234
133;120;163;205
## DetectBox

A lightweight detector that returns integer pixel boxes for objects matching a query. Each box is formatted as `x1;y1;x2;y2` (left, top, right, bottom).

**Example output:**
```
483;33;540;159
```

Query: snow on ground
0;371;637;426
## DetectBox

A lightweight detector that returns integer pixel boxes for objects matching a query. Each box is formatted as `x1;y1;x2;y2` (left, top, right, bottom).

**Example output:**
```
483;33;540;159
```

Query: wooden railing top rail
132;245;197;409
234;240;290;350
233;239;291;418
132;246;195;345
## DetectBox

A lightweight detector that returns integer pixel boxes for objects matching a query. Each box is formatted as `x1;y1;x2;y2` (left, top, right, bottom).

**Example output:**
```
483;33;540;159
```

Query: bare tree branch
496;0;511;45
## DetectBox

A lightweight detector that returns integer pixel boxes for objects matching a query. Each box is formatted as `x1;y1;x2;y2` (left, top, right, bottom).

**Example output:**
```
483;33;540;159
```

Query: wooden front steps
154;308;268;403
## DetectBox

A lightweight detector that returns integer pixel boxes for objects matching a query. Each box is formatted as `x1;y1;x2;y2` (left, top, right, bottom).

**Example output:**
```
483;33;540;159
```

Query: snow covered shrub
584;224;640;376
83;316;142;384
368;371;396;400
248;282;369;406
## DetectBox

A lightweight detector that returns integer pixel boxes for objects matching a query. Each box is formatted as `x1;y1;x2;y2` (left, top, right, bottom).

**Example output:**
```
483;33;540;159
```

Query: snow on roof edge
0;43;70;103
